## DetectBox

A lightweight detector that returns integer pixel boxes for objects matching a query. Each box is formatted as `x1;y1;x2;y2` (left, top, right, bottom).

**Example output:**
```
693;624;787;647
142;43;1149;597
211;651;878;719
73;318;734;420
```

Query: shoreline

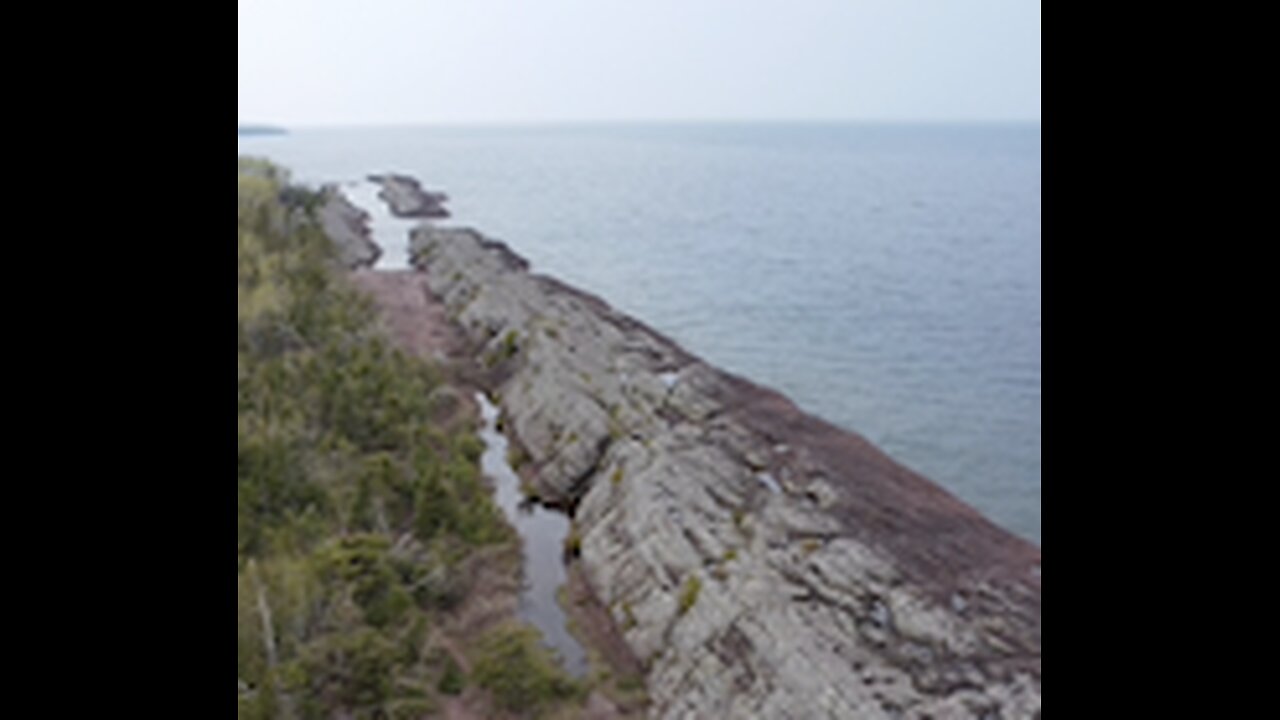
325;176;1040;719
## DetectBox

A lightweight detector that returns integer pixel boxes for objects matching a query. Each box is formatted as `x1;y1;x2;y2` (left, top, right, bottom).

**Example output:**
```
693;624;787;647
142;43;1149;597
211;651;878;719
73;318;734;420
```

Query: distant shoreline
236;124;287;136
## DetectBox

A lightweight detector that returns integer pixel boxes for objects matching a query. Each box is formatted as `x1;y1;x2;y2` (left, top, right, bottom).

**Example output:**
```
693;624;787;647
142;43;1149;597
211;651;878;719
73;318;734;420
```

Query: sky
238;0;1040;127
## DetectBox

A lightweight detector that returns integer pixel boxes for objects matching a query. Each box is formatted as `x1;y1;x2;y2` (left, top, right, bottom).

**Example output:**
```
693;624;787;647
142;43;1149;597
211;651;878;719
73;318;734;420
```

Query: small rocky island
323;175;1042;719
237;124;287;135
369;174;450;219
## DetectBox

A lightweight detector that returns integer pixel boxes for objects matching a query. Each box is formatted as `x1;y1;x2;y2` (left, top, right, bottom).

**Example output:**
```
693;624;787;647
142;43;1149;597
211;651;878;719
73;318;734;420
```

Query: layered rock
316;186;381;269
368;174;450;218
410;224;1041;720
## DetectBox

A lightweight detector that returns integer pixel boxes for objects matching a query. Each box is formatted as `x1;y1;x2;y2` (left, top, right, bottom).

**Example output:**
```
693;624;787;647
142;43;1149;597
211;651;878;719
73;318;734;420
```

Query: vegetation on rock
677;575;702;617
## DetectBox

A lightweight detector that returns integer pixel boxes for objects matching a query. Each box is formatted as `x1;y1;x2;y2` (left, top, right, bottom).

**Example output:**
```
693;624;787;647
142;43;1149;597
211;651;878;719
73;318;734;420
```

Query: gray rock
409;220;1041;719
368;173;450;218
316;185;381;269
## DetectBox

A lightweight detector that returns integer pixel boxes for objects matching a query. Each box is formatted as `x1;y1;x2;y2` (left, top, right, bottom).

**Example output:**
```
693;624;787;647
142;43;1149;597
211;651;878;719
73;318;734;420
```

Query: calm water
240;123;1041;546
476;394;587;676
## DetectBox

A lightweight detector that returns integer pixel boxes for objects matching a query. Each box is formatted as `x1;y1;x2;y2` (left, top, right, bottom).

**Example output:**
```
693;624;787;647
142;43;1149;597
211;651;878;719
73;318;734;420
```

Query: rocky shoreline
322;179;1041;719
316;184;381;269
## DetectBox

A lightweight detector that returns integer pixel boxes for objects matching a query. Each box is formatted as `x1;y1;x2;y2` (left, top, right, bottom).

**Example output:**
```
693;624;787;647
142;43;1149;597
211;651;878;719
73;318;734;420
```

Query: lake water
240;123;1041;546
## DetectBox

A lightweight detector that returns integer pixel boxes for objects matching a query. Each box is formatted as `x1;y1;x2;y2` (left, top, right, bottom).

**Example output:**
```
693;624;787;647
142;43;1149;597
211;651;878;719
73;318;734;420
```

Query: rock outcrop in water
408;224;1042;720
368;173;450;219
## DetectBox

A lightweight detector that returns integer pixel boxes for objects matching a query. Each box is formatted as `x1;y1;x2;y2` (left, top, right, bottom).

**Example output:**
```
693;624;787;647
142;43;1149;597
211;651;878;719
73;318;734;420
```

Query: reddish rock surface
348;270;466;362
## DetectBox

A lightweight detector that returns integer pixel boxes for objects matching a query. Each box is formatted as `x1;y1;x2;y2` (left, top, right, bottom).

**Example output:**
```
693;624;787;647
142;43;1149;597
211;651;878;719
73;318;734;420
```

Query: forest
237;158;579;719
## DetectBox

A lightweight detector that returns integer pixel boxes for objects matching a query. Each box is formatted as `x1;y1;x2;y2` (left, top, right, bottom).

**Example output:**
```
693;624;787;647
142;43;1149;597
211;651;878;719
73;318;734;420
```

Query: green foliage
401;614;428;664
413;466;457;542
507;444;528;471
314;534;414;629
236;158;525;718
484;329;522;368
471;623;581;716
290;628;399;714
278;184;327;217
678;575;702;616
437;653;465;695
349;470;376;532
247;673;281;720
563;530;582;558
502;329;520;358
454;433;486;464
389;698;436;720
616;672;646;694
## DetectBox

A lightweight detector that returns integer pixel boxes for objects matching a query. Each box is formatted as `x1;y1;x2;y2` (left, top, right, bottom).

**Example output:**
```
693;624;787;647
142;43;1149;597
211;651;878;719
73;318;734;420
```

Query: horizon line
240;116;1042;131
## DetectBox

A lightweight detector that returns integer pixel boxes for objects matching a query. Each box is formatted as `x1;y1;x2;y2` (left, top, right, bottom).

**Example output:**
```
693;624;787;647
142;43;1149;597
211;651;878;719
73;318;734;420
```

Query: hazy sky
238;0;1040;126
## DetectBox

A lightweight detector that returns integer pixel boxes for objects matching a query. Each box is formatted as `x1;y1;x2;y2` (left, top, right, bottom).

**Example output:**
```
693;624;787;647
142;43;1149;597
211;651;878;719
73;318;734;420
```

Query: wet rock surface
368;173;451;218
408;221;1041;719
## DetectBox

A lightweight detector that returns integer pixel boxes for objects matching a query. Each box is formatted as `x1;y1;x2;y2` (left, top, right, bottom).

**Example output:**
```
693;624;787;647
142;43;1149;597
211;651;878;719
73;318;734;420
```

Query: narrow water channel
337;179;419;270
340;182;588;676
476;393;588;677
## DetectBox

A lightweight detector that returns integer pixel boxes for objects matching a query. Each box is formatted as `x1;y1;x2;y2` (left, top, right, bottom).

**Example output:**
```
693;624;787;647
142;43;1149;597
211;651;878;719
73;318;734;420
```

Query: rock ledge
410;223;1041;720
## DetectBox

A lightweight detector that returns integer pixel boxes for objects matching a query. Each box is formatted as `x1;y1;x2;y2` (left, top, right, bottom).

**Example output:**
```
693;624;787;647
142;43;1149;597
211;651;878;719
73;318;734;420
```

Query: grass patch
678;575;702;616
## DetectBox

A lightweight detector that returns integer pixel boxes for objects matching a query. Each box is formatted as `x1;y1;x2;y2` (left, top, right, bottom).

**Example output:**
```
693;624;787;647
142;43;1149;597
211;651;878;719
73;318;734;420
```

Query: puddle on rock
476;393;587;677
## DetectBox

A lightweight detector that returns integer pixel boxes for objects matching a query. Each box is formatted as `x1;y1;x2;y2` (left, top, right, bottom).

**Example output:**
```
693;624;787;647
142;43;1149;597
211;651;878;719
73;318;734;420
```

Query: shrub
455;434;486;463
294;628;398;711
471;623;580;715
437;653;465;696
